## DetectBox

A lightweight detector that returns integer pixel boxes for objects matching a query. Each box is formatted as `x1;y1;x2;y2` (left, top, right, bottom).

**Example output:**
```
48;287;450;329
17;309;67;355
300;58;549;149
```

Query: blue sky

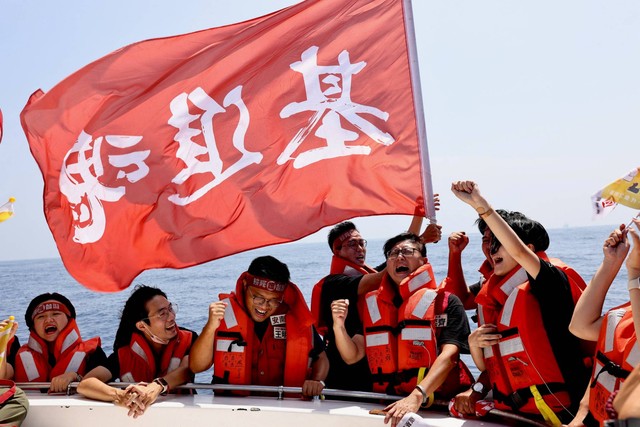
0;0;638;262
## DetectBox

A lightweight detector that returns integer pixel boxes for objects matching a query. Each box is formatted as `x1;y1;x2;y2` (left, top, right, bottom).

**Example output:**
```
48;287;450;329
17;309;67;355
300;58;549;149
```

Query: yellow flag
0;197;15;223
592;168;640;217
0;316;15;363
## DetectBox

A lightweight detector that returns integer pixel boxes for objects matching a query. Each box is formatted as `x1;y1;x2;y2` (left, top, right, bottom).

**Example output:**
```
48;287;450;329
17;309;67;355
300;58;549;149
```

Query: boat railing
15;381;403;401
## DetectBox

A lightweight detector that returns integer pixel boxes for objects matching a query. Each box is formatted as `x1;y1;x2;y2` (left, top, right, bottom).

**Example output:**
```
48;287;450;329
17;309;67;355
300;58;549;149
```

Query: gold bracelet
476;207;493;219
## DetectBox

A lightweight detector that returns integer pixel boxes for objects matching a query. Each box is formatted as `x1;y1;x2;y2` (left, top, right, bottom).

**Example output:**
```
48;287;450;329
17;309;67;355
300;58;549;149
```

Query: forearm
189;325;216;373
470;345;486;372
419;344;459;395
333;328;365;364
309;352;329;381
443;253;475;309
0;360;12;380
162;362;192;390
77;377;121;402
408;215;423;235
357;271;385;296
570;260;621;340
629;268;640;341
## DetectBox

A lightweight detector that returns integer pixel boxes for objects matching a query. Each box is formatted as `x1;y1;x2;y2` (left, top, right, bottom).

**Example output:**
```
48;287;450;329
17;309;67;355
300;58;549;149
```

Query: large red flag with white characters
21;0;433;292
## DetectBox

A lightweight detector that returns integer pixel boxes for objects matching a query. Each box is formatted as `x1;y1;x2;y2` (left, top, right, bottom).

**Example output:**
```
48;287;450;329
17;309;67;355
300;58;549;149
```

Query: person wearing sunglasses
190;256;328;398
78;285;196;418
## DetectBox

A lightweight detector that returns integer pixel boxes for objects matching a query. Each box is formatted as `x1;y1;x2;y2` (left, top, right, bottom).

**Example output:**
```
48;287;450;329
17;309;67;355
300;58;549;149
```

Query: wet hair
248;256;290;283
382;232;426;259
327;221;358;251
113;285;167;351
478;210;550;254
25;293;76;330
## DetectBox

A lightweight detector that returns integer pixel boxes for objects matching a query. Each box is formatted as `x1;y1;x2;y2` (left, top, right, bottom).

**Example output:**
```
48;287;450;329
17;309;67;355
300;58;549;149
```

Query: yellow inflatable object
0;316;15;362
0;197;15;223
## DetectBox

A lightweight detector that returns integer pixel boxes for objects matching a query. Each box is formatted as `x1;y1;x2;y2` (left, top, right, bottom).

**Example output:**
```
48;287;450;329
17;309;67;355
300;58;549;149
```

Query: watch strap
414;384;427;405
629;277;640;291
153;377;169;395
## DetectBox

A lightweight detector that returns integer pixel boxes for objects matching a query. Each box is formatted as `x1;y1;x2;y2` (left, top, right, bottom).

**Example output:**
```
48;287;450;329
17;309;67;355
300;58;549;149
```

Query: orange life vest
440;260;492;310
213;276;314;388
311;255;376;336
360;263;472;397
475;254;589;417
118;328;193;383
588;303;637;425
14;319;100;382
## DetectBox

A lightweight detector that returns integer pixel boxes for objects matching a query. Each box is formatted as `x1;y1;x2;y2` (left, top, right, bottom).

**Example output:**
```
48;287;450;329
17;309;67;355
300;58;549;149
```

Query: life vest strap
0;379;16;405
530;384;562;426
372;367;425;386
591;352;631;387
366;319;432;337
492;381;566;411
216;331;247;352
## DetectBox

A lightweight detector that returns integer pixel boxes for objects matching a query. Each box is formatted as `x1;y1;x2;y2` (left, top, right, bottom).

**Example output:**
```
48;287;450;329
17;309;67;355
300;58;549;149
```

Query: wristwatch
471;381;486;394
628;277;640;291
153;377;169;396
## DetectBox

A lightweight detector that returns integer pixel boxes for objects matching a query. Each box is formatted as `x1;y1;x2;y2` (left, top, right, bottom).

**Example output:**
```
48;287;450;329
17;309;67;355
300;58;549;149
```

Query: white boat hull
22;393;515;427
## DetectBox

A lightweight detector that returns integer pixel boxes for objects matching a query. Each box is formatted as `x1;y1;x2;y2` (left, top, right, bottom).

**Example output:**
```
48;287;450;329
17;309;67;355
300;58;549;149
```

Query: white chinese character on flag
168;86;262;205
279;46;394;169
60;131;149;243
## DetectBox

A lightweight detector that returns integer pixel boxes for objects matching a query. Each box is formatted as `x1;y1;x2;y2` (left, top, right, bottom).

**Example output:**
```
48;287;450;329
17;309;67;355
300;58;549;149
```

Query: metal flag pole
402;0;436;223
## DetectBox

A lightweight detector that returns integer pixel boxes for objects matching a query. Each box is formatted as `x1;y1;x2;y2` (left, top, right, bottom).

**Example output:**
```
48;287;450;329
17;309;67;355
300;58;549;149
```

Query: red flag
21;0;431;292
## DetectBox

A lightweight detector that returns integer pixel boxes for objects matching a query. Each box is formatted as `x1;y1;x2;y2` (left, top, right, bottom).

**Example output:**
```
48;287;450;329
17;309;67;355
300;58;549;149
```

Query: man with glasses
331;233;472;427
190;256;328;398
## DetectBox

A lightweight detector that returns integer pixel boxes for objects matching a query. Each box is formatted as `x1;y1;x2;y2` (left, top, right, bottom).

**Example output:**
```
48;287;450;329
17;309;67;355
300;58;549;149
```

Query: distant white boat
19;383;546;427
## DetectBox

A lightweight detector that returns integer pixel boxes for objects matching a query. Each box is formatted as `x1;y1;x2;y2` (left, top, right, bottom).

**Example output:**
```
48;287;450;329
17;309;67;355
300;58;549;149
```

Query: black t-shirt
528;259;590;410
104;328;198;381
7;337;20;368
436;293;471;354
320;274;373;391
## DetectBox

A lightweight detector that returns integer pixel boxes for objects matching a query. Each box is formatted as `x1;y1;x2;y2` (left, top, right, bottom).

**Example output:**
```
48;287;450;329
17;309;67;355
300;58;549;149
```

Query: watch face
472;382;484;393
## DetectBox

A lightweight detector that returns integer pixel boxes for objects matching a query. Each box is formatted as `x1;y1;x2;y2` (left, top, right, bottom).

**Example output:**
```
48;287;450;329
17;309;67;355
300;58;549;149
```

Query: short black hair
484;210;550;254
327;221;358;251
248;256;290;283
383;232;426;258
25;293;76;330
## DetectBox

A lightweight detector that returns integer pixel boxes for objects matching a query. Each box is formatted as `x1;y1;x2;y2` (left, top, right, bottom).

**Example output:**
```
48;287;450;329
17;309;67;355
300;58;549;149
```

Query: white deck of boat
23;393;512;426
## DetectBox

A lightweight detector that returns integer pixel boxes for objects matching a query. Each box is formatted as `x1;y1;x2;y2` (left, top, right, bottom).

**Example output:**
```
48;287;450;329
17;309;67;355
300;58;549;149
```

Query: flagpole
402;0;436;222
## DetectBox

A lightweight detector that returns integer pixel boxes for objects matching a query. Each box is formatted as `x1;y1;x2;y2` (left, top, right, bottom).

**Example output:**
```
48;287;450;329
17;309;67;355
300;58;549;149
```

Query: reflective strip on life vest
627;343;640;367
27;335;43;354
499;336;525;356
366;332;389;347
66;351;86;374
411;290;437;319
216;339;245;353
168;357;180;373
407;270;432;294
61;329;79;354
19;352;40;381
366;294;382;324
222;298;238;329
131;341;149;363
401;327;432;341
500;287;520;327
604;309;626;353
499;268;528;298
593;360;617;393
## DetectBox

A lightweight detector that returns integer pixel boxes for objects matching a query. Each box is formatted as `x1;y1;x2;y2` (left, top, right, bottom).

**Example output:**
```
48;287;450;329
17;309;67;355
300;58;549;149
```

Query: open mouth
44;325;57;334
255;308;267;318
395;265;409;273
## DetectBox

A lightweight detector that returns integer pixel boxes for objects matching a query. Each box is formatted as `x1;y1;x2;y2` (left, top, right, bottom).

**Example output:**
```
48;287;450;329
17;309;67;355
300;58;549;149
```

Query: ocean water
0;224;630;383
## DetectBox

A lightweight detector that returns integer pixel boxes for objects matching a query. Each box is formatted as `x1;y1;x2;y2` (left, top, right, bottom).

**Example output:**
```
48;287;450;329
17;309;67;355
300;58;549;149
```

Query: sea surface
0;224;630;383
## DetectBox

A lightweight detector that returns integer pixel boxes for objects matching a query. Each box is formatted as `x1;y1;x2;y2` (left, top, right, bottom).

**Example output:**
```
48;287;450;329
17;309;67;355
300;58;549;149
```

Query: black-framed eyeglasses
145;302;178;321
247;288;282;309
386;247;419;260
343;239;367;250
